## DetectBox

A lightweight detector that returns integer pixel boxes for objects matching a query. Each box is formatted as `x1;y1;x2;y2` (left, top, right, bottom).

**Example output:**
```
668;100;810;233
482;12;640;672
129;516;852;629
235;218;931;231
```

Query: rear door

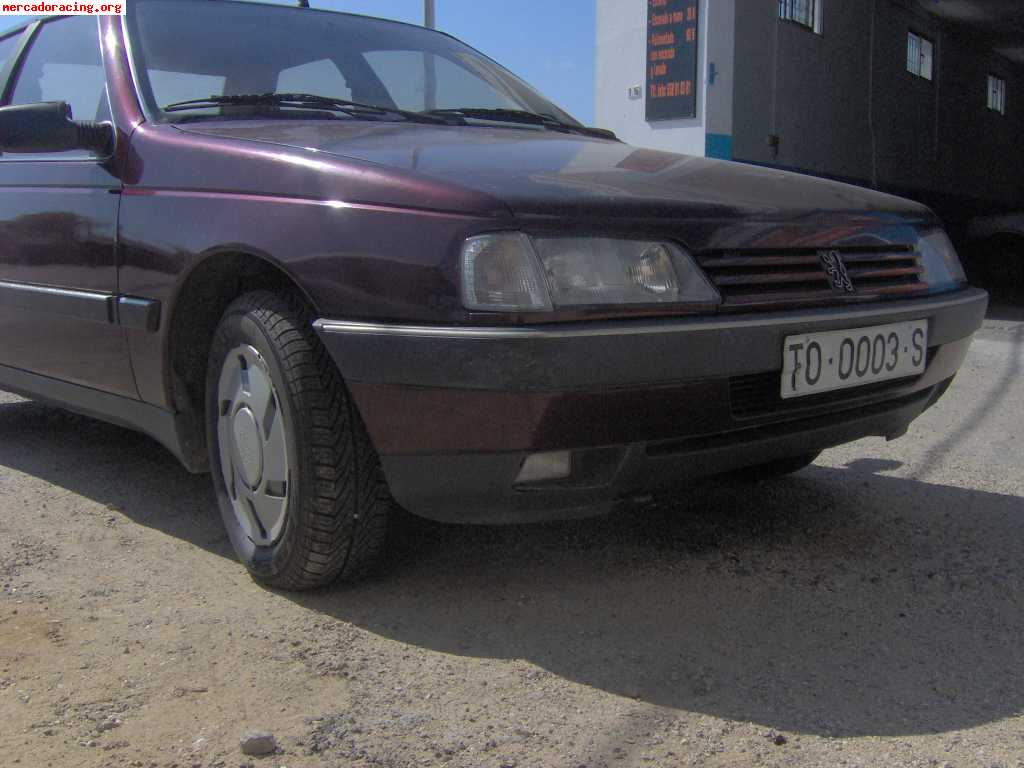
0;16;136;398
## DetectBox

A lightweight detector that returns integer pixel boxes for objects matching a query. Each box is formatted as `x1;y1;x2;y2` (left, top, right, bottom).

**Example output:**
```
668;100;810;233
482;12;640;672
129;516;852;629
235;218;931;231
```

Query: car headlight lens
918;228;967;291
461;232;552;311
460;234;719;311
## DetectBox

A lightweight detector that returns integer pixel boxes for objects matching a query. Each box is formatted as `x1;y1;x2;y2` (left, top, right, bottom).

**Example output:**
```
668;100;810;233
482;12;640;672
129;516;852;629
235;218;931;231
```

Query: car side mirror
0;101;114;156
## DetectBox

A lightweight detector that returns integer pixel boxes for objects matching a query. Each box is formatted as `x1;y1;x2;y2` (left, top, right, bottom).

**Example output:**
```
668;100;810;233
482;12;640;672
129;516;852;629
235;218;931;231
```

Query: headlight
460;233;719;311
461;232;552;311
918;229;967;291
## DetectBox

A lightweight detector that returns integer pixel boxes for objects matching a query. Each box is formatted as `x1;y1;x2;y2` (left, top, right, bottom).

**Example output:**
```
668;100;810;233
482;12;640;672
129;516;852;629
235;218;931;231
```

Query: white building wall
595;0;735;158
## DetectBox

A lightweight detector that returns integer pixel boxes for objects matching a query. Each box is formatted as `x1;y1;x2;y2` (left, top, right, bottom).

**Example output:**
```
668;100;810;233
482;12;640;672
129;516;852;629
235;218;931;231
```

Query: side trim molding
0;279;114;323
0;280;161;331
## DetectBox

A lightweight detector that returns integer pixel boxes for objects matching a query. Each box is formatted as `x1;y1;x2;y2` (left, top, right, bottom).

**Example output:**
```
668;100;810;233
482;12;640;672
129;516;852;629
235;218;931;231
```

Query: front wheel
206;291;391;590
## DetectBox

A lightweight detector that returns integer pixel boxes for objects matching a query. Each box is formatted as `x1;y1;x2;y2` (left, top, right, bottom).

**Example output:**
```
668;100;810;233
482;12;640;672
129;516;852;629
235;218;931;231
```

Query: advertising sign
645;0;700;121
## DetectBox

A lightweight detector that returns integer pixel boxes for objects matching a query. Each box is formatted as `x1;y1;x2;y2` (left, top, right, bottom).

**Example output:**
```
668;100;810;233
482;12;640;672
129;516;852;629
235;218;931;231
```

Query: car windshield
125;0;580;126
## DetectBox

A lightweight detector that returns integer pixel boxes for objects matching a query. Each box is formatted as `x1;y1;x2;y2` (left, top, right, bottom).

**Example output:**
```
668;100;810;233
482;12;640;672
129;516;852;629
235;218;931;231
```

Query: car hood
178;121;934;228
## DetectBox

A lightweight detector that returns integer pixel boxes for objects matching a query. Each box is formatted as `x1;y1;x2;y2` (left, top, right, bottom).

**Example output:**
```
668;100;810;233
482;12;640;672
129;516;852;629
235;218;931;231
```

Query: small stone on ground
239;731;277;756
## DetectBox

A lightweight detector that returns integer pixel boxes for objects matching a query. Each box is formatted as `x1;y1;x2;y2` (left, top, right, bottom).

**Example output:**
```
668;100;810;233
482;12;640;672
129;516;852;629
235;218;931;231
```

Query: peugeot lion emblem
819;250;856;293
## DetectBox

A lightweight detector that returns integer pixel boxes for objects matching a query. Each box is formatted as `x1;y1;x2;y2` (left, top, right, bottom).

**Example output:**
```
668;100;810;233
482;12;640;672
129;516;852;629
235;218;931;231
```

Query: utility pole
423;0;437;109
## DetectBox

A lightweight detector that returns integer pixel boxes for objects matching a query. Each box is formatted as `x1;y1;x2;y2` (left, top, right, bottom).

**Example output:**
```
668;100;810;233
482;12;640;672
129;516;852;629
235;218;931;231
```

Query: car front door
0;16;136;398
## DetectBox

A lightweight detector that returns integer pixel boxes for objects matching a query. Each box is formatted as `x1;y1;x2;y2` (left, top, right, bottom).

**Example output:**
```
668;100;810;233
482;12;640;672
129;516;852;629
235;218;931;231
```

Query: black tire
206;290;390;590
743;451;821;481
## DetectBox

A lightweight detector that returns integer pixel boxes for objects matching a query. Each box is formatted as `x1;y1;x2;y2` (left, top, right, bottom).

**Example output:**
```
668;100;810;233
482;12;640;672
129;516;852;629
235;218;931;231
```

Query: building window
988;75;1006;114
778;0;821;34
907;31;934;81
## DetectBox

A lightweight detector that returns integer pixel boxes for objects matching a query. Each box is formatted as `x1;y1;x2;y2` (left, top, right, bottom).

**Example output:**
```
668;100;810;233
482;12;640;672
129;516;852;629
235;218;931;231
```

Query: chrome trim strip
315;320;557;340
315;289;987;341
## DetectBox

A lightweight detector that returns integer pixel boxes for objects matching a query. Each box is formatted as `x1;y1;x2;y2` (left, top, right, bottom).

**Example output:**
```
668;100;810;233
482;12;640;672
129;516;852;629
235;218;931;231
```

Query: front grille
696;246;928;310
729;371;916;420
647;388;930;459
729;346;936;421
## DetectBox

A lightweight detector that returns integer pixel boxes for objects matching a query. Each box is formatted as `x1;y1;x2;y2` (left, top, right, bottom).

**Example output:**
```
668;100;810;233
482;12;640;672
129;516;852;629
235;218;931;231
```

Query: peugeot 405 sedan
0;1;987;589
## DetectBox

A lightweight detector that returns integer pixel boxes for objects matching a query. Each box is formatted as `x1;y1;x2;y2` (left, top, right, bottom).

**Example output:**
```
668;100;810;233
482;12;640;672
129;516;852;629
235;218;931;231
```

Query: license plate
781;320;928;399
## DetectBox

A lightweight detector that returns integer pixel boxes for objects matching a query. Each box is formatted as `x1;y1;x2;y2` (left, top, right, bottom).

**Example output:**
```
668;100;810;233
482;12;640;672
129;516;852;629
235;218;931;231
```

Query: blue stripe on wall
705;133;733;160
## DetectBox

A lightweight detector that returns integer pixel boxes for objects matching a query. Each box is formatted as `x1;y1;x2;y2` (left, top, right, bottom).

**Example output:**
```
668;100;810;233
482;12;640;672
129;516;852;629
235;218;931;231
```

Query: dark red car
0;1;987;589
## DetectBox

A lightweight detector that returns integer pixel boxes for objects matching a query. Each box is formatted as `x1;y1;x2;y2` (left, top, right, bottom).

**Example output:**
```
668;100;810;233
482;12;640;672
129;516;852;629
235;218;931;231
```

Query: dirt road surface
1;312;1022;768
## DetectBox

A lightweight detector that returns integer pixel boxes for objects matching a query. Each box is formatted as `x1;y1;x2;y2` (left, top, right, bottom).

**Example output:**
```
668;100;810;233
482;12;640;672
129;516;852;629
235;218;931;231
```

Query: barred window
988;75;1006;115
778;0;822;33
907;31;934;81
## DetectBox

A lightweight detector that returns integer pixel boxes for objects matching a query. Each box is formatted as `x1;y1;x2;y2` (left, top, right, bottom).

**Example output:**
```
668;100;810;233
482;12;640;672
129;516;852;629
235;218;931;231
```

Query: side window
0;31;21;77
9;17;109;142
276;59;351;100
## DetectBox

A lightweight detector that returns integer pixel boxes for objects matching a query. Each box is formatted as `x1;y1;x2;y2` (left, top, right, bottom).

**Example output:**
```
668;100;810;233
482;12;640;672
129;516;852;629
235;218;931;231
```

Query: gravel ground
0;310;1022;768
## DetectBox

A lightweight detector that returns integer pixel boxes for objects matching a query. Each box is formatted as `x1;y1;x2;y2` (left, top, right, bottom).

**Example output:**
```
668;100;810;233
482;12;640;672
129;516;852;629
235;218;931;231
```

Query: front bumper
315;287;988;523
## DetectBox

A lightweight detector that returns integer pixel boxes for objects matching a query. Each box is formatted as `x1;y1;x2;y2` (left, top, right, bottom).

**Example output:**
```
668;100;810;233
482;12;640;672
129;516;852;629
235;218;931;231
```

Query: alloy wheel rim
217;344;290;546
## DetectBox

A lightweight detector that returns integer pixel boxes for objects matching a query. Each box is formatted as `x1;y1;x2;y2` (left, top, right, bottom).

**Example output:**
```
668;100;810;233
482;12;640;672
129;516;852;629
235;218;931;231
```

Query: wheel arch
165;247;325;473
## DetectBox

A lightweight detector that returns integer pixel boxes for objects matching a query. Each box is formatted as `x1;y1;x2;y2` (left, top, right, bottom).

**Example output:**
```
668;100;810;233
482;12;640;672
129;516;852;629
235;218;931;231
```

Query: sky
1;0;596;124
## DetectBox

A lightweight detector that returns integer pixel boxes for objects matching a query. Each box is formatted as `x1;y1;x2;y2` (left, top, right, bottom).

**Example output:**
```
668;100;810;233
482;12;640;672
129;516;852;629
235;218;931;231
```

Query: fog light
514;451;572;484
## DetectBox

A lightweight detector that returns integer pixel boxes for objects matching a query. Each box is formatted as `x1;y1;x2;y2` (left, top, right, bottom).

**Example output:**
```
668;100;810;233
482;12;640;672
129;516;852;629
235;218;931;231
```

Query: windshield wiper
159;95;616;137
423;107;617;139
162;93;458;125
